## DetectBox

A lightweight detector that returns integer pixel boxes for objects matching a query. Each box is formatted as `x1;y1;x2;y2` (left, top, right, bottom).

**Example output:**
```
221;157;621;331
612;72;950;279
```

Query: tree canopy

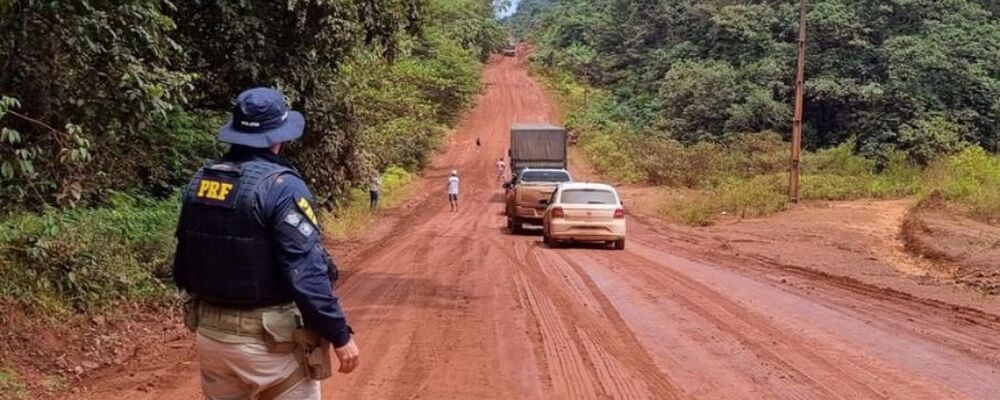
0;0;504;209
510;0;1000;162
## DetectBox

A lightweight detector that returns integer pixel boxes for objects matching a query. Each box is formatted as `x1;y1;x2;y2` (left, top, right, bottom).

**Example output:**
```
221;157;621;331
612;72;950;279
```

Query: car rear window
560;189;617;205
520;170;571;183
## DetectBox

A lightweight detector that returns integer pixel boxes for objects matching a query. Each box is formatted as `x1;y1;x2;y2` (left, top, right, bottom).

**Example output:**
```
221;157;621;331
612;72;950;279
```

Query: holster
182;295;200;333
262;309;300;354
293;328;333;380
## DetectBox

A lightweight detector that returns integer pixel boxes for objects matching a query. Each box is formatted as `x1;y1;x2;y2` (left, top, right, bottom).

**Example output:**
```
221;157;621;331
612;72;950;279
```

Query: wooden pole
789;0;808;203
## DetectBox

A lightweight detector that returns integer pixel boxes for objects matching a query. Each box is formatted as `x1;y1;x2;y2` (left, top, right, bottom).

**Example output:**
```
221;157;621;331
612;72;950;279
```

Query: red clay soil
64;48;1000;399
903;199;1000;295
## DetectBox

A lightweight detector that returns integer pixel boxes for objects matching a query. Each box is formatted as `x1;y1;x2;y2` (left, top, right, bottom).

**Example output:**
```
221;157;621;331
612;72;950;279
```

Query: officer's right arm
265;175;353;348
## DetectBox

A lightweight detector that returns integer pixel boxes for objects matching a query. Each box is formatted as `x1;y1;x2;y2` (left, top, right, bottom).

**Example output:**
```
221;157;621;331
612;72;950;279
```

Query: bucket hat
218;87;305;148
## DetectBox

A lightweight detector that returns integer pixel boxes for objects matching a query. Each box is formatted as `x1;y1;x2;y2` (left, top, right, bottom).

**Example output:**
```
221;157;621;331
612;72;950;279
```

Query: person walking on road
476;137;481;152
173;87;359;400
496;158;507;183
447;169;460;212
370;173;381;210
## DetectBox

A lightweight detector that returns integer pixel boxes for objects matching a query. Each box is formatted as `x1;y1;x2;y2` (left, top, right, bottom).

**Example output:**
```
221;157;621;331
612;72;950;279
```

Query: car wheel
614;238;626;250
510;217;522;234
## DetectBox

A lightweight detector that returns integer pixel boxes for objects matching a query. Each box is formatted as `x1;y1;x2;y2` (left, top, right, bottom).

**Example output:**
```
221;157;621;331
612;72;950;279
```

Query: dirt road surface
76;51;1000;399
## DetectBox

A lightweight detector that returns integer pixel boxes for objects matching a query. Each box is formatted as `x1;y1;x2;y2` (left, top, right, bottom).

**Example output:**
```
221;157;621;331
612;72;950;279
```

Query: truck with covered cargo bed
508;123;567;173
504;124;571;233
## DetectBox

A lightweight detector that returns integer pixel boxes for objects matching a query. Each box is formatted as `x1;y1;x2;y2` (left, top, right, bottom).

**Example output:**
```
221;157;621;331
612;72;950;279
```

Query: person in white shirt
447;170;460;212
496;158;506;183
369;173;381;210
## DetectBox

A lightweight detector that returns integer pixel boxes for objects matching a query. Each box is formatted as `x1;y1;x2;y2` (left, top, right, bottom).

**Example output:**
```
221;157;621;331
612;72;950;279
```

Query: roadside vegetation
0;367;27;400
513;0;1000;226
321;165;415;238
921;147;1000;224
0;0;504;314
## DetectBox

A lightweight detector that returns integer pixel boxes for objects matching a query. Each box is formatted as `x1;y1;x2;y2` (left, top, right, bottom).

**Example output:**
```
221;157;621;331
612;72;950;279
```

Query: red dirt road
78;53;1000;399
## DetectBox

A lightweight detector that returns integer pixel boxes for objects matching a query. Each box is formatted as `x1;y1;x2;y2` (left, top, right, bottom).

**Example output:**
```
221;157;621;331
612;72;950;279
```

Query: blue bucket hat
218;87;305;148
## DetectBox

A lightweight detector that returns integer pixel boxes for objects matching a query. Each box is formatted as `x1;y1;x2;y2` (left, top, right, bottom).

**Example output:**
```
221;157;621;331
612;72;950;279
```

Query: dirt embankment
903;195;1000;295
0;305;190;398
620;185;1000;314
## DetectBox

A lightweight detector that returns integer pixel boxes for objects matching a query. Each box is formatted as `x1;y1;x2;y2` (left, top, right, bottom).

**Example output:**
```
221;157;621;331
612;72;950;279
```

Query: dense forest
0;0;504;210
511;0;1000;161
509;0;999;225
0;0;503;313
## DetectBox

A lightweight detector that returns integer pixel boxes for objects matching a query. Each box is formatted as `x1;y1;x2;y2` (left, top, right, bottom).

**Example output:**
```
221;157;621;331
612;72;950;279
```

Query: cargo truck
508;123;567;173
504;124;571;233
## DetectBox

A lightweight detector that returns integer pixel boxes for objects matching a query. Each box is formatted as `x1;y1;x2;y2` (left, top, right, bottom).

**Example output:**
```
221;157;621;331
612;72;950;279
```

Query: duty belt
197;301;297;343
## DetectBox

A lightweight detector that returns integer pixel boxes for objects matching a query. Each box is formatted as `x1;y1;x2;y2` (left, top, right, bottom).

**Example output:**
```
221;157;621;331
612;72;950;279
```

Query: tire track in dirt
627;214;1000;368
501;237;681;399
613;250;897;399
616;238;995;399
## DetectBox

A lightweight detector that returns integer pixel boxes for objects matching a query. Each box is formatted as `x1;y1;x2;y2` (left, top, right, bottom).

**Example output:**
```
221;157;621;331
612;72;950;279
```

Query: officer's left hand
335;338;360;374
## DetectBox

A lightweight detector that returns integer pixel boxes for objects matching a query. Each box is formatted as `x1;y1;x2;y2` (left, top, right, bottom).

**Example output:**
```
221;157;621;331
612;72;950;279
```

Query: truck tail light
551;207;565;218
614;208;625;219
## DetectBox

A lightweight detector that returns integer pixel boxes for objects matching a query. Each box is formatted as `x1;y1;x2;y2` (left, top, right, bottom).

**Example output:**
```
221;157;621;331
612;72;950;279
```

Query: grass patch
921;146;1000;224
321;165;414;238
659;175;788;226
0;368;27;400
0;194;177;315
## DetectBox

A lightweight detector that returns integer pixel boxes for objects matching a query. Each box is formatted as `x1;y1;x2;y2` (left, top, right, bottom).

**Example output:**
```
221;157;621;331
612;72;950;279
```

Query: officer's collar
223;145;292;167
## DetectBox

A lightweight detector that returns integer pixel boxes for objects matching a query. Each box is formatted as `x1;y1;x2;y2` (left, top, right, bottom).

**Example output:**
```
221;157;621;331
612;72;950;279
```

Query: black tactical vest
177;160;297;307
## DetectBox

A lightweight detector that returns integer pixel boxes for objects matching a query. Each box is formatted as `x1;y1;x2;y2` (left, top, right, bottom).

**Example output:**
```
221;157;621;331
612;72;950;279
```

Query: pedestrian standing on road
447;169;460;212
496;158;506;183
476;137;481;151
174;87;360;400
370;173;381;210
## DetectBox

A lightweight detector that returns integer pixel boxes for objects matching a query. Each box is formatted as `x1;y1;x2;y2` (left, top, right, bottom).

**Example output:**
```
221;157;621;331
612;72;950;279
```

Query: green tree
515;0;1000;161
1;1;194;207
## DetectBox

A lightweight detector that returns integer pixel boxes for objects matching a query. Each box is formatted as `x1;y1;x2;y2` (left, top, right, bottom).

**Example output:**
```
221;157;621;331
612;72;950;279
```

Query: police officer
174;87;360;400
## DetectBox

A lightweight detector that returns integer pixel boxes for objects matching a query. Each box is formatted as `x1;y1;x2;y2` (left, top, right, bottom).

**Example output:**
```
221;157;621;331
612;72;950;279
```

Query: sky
497;0;521;18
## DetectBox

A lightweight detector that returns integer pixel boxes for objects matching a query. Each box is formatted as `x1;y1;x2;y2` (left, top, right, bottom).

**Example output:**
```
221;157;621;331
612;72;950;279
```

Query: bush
923;146;1000;223
659;192;716;226
321;166;414;238
659;175;788;225
0;195;178;314
714;175;789;218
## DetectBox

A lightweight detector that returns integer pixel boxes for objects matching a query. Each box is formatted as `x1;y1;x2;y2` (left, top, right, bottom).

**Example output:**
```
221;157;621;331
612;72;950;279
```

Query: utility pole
789;0;808;203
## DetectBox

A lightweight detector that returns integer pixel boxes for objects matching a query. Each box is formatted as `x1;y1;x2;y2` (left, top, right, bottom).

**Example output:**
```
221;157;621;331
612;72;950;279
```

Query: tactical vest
177;160;297;307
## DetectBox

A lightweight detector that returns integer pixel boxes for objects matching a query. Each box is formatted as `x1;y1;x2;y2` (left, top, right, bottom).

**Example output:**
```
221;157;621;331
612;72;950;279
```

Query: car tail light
551;207;565;218
614;208;625;219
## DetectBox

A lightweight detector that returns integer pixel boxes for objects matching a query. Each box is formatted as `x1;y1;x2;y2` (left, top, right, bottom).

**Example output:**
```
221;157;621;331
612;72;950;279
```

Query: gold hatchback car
541;183;626;250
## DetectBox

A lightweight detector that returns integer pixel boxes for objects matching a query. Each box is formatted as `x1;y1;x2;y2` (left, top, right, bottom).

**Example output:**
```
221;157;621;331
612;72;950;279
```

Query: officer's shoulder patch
277;210;316;245
296;197;318;225
284;211;304;227
297;222;315;237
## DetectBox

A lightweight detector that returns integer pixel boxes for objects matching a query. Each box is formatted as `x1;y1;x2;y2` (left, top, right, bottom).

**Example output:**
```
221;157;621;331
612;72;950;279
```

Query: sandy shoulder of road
616;184;1000;316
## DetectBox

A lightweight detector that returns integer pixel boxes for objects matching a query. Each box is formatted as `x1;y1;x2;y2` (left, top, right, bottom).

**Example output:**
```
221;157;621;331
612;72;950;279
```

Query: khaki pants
196;332;320;400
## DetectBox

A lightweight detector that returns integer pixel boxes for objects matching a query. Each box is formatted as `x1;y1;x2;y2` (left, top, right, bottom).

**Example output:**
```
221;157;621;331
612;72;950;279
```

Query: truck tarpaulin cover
510;124;567;162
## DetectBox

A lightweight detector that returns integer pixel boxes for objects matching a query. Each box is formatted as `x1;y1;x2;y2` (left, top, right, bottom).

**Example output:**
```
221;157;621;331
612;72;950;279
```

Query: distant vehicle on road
505;168;572;233
542;183;627;250
509;123;567;174
503;44;516;57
